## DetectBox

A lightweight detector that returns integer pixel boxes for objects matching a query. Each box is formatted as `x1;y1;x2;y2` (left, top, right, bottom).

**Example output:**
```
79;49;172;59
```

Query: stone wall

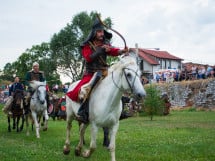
151;78;215;109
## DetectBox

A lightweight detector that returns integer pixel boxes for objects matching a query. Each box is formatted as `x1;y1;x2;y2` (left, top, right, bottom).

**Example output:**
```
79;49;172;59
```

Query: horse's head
111;51;146;99
13;89;24;106
30;81;47;105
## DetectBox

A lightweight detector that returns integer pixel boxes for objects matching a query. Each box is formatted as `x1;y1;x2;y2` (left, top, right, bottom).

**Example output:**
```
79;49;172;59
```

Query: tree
25;43;60;85
142;84;165;120
50;11;116;82
1;63;15;81
2;42;60;86
2;11;118;85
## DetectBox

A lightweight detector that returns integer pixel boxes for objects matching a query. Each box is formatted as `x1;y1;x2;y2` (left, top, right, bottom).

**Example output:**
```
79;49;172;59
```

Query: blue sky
1;0;215;71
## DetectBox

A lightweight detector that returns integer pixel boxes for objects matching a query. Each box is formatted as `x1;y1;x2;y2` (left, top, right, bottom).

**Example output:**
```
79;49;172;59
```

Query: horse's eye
127;73;132;78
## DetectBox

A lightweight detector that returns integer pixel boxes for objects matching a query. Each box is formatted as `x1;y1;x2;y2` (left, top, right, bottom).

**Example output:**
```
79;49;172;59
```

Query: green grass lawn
0;104;215;161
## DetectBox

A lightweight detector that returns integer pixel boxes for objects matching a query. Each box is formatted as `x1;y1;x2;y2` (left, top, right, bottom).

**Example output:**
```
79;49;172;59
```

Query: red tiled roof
139;48;183;60
130;48;183;65
138;51;159;65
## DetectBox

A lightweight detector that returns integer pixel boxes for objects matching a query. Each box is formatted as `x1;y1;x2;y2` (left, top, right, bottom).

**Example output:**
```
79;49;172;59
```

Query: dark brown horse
8;89;25;132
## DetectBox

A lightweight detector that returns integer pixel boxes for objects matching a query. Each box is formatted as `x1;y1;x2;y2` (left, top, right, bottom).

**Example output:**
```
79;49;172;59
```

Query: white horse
26;81;48;138
63;53;146;161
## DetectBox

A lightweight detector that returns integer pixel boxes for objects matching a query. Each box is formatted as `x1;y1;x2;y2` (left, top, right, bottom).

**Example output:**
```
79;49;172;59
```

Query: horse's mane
109;53;137;73
30;81;46;90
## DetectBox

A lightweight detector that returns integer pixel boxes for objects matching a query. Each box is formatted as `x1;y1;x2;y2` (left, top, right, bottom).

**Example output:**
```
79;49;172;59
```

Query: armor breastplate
30;72;41;81
85;42;108;73
86;54;108;72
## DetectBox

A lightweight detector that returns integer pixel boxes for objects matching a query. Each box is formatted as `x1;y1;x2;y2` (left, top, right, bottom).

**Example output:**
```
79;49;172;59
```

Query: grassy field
0;104;215;161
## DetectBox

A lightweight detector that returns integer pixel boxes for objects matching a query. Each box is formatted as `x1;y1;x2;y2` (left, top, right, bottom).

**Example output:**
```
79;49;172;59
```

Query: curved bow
96;14;127;49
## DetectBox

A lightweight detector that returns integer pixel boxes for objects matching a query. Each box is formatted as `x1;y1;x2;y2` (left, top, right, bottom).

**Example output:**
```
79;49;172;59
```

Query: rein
111;67;139;93
123;67;139;93
32;85;46;100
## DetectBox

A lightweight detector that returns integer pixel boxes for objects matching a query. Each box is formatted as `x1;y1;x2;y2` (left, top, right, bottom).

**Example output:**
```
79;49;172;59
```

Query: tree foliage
49;11;116;82
142;84;165;120
2;11;118;85
2;42;60;86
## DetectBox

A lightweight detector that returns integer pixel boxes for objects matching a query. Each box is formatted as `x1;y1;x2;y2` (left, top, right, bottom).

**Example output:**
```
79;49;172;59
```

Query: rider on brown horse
2;76;24;115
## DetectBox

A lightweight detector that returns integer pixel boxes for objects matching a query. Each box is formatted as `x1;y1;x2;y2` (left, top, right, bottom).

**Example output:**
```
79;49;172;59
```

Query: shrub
142;84;165;120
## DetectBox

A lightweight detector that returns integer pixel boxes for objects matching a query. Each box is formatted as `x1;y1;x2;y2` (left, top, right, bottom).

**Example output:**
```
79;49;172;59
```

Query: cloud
0;0;214;71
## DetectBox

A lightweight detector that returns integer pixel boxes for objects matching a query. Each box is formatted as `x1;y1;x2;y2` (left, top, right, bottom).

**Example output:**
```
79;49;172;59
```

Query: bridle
32;85;46;101
112;67;139;93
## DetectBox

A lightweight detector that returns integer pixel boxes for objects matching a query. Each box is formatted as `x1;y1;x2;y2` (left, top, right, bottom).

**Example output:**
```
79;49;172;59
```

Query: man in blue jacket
2;76;24;115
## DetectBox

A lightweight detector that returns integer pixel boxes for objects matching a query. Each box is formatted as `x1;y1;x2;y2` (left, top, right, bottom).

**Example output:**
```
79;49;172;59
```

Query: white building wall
159;59;181;70
140;59;181;77
152;65;160;77
171;60;181;69
141;60;160;77
142;60;151;71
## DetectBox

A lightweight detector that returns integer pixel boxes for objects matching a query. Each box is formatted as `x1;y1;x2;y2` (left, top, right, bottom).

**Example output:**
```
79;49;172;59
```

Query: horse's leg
63;114;73;155
82;123;98;158
78;121;86;145
75;123;88;156
16;116;20;132
108;122;119;161
42;110;48;131
31;120;34;131
8;116;11;132
103;127;110;147
31;112;40;138
13;117;16;129
20;114;24;131
40;117;44;126
26;114;30;136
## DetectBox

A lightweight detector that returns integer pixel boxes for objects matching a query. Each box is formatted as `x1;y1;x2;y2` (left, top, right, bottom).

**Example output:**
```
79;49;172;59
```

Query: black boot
77;99;89;124
90;71;102;89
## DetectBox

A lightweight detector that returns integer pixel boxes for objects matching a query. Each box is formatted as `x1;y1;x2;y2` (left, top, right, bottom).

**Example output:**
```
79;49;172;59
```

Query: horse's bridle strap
111;67;139;92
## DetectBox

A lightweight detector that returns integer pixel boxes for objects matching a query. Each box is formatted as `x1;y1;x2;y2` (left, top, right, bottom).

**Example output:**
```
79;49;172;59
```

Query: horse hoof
75;148;81;156
63;149;70;155
43;127;48;131
82;150;90;158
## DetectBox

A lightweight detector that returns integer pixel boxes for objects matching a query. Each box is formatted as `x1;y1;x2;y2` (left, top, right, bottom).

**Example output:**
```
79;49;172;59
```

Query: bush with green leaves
142;84;165;120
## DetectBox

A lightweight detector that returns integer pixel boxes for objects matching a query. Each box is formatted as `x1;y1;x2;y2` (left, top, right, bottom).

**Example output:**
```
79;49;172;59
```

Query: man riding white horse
66;18;128;123
25;62;49;112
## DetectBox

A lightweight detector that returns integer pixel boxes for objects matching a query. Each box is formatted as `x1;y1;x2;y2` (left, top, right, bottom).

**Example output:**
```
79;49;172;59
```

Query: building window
159;59;162;69
140;60;143;70
168;60;171;69
164;60;167;69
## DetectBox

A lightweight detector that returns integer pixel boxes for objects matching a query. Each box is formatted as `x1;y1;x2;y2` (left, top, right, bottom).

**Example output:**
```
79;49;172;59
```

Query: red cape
66;74;93;102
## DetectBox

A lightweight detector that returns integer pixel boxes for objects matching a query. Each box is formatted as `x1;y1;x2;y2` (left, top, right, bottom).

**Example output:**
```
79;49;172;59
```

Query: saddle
78;70;107;102
78;83;92;102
